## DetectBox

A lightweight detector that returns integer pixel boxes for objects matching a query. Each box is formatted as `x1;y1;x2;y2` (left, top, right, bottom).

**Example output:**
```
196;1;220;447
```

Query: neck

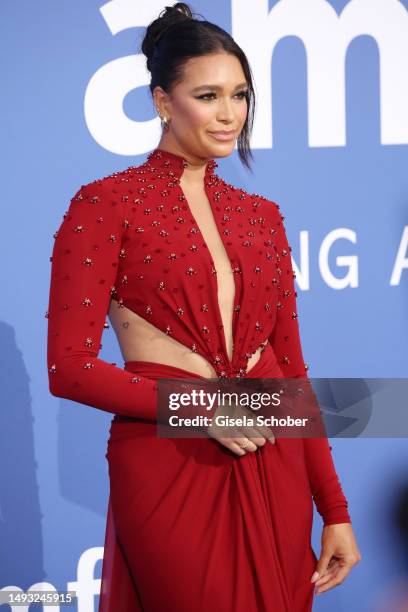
156;139;214;185
146;145;218;185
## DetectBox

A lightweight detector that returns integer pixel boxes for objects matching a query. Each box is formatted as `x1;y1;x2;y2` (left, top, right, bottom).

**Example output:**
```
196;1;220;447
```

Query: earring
160;116;170;130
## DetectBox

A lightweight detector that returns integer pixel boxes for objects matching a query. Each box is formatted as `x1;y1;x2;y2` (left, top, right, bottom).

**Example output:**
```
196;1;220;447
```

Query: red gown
47;147;351;611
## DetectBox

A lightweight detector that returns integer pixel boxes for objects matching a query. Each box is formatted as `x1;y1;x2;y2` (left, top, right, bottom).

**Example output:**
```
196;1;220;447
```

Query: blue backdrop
1;0;408;610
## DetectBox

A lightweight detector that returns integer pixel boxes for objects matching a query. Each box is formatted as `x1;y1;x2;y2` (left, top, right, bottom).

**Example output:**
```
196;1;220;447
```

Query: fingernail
311;571;319;583
269;437;275;445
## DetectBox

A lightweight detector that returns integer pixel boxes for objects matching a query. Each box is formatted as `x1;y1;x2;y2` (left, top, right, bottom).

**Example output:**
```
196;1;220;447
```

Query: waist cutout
113;343;283;425
123;341;282;381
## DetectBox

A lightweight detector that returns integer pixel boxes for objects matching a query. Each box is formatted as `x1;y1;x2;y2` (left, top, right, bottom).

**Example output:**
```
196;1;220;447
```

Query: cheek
181;102;214;128
238;102;248;126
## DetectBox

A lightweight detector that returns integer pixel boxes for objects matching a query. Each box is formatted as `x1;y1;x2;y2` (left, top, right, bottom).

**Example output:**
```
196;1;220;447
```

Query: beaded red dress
47;148;351;612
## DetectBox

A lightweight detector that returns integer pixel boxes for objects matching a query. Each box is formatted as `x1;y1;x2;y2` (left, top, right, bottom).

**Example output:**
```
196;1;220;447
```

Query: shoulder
66;164;147;227
69;157;160;205
71;164;138;200
216;175;283;222
60;166;142;235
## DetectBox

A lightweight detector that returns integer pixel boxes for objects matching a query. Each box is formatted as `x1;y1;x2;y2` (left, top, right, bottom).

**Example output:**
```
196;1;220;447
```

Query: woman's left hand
310;523;362;595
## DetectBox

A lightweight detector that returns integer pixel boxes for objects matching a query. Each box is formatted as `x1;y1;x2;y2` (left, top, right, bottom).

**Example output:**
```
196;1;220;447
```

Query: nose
216;97;235;123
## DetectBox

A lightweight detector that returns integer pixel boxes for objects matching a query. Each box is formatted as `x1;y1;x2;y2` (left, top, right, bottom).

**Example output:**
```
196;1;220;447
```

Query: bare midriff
108;180;267;378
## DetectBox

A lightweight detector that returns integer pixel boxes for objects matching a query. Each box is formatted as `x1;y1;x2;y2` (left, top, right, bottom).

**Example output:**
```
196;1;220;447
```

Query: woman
47;3;361;610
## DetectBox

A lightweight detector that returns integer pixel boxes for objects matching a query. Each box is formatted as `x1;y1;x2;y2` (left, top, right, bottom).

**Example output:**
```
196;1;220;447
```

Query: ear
152;86;170;118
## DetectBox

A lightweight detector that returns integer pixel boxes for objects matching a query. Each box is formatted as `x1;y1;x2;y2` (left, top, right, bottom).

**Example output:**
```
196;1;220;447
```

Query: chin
205;141;236;158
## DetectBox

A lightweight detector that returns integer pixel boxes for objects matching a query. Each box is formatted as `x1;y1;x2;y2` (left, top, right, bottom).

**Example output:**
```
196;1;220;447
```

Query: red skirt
98;342;317;611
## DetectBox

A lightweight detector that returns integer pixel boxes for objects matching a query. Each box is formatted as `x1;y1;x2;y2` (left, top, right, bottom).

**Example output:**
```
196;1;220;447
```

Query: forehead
179;53;246;88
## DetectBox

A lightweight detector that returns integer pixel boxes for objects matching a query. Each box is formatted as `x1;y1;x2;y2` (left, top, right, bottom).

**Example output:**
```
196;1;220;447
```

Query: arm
47;180;158;420
267;201;351;526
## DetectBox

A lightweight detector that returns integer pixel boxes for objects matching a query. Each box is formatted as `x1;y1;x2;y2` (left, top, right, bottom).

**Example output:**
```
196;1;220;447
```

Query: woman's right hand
205;401;276;456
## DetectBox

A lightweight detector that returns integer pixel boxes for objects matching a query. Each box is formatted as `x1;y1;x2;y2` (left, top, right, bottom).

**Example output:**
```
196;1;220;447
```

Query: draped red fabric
99;346;320;611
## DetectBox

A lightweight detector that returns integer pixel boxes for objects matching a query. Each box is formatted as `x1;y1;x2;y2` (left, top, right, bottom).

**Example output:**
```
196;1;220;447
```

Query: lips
208;131;236;141
209;131;235;136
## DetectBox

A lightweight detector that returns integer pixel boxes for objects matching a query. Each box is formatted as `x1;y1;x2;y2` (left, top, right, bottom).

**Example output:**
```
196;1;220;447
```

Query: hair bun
142;3;193;71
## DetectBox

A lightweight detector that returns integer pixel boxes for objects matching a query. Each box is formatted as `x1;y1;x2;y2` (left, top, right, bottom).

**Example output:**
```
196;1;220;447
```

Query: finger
232;420;266;447
234;437;258;452
228;428;258;454
240;421;275;445
315;565;351;594
311;551;333;583
232;406;275;444
229;440;248;456
240;424;267;443
218;437;247;456
314;568;337;588
256;424;275;444
209;427;248;455
247;436;267;448
314;559;341;586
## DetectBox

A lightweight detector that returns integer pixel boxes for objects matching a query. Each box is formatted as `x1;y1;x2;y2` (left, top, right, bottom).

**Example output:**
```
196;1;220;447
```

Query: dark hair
141;2;255;171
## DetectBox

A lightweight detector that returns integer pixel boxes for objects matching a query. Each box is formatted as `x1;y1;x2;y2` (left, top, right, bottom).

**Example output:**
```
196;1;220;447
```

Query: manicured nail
311;571;319;583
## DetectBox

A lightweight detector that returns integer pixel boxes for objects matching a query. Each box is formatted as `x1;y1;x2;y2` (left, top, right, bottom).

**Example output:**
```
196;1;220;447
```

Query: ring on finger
239;439;253;450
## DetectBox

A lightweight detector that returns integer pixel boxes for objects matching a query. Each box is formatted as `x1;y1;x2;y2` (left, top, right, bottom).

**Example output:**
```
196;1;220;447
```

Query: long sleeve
268;201;351;526
47;180;158;420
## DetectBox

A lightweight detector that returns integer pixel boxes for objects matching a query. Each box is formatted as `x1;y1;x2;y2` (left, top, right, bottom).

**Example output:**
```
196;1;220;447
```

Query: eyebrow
191;82;248;92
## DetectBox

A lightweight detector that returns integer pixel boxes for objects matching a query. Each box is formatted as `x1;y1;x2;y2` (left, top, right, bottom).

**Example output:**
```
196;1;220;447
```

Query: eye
196;90;249;101
235;90;249;100
197;93;216;101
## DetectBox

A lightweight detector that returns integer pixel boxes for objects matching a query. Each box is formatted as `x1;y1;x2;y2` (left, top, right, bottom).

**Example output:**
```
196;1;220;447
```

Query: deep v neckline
178;176;237;367
155;148;239;373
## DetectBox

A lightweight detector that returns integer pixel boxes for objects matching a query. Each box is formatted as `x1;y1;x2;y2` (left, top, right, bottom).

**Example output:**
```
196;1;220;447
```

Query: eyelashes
196;91;248;101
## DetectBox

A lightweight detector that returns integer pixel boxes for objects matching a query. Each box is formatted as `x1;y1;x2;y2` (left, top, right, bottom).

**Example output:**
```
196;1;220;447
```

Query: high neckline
146;147;218;180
